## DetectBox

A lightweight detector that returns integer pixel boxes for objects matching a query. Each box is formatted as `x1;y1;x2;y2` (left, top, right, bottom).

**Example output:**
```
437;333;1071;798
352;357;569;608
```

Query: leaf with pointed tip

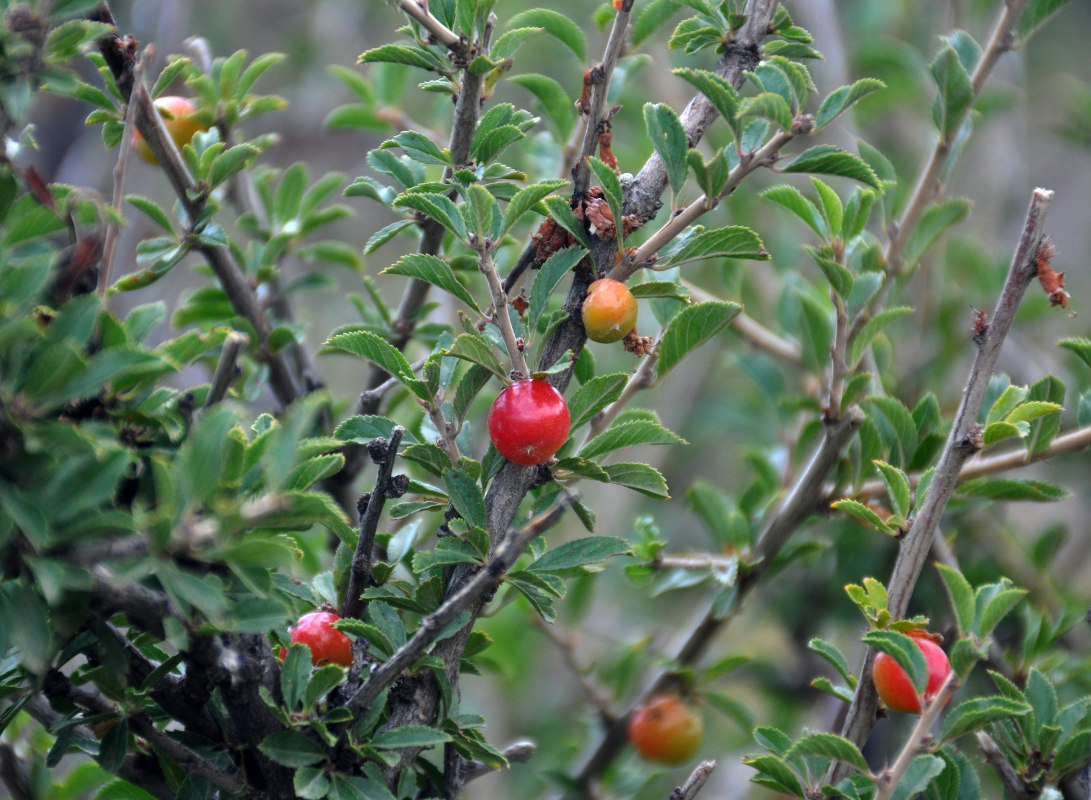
604;462;670;499
567;373;628;430
503;178;568;234
935;563;974;636
579;417;686;460
528;247;585;336
780;145;881;189
849;306;913;367
585;156;625;247
643;102;689;194
737;92;793;132
831;499;896;534
786;733;869;774
445;333;507;381
762;184;826;239
940;697;1032;744
863;630;928;693
816;78;886;130
540;195;591;248
686;149;730;203
442;466;486;530
383;253;480;313
661;225;768;266
957;478;1069;502
393;192;467;242
382;130;452;166
324;331;429;400
507;9;585;61
509;73;574;141
903;198;971;273
808;638;857;687
873;460;911;520
930;44;974;137
673;68;740;139
657;301;742;378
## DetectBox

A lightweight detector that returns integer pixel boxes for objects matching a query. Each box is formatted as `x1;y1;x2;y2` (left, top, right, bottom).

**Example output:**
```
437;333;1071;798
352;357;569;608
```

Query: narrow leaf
656;301;742;378
383;253;480;313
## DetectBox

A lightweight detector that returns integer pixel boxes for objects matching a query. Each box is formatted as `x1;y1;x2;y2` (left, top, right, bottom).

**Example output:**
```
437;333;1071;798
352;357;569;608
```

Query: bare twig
342;427;406;619
829;188;1054;785
671;760;717;800
976;730;1038;800
650;553;740;571
477;240;529;379
534;618;617;723
397;0;465;53
204;331;249;407
346;492;579;715
873;671;959;800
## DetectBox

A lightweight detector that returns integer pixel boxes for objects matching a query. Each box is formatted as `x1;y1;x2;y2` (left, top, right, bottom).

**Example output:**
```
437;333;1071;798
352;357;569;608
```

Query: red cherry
627;693;704;765
287;611;353;667
872;634;952;713
487;379;570;465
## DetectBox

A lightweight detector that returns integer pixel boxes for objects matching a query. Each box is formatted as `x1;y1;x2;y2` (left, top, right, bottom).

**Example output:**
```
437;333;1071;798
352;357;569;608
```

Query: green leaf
358;43;449;73
509;73;573;141
643;102;689;194
810;178;843;238
743;754;806;797
930;44;974;138
527;246;585;336
957;478;1069;502
1060;337;1091;372
1019;0;1077;41
863;630;928;692
935;564;975;637
939;696;1032;744
580;416;686;459
529;536;631;572
903;198;972;273
445;332;507;380
977;585;1028;638
761;184;826;239
673;68;740;139
443;466;487;530
371;725;450;750
503;178;568;234
781;145;881;189
585;156;625;245
506;9;585;61
661;225;768;266
686;149;730;202
850;306;913;366
208;144;260;188
328;773;398;800
540;195;591;249
259;730;327;767
786;733;869;774
604;462;671;499
567;372;628;430
323;331;429;400
462;183;499;243
294;767;331;799
872;460;911;520
737;92;793;132
831;499;895;534
413;538;484;572
816;78;886;130
383;130;452;166
656;301;742;378
805;246;853;298
635;0;684;45
392;192;467;242
808;638;857;687
891;755;946;800
1005;401;1062;425
286;454;346;492
334;415;414;444
1025;376;1065;457
126;195;174;234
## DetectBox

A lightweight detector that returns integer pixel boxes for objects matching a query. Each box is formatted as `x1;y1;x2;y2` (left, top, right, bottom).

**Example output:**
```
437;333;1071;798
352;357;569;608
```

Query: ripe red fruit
132;96;208;166
581;278;638;343
872;634;952;713
487;378;570;465
287;610;353;667
627;693;704;765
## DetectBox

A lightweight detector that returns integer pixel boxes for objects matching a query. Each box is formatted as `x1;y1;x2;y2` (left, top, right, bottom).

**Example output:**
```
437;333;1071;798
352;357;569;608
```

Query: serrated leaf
259;730;327;767
1005;401;1062;425
1060;337;1091;372
931;44;974;138
503;178;568;234
978;586;1028;639
656;300;741;378
393;192;467;242
940;696;1032;744
811;676;855;704
686;148;730;203
811;177;843;238
935;563;975;636
382;253;481;314
781;145;881;189
579;418;686;459
903;198;972;273
816;78;886;130
673;68;740;139
383;130;452;166
808;638;857;687
805;246;853;298
334;415;414;444
413;538;484;573
661;225;768;266
586;155;624;246
126;195;174;234
863;630;928;693
509;73;573;141
957;478;1070;502
442;466;486;530
850;306;913;366
831;499;896;534
762;184;826;238
529;536;631;572
873;460;911;520
1019;0;1077;41
324;331;429;400
462;183;498;243
643;102;688;194
604;462;670;499
567;372;628;430
527;246;585;336
208;144;260;188
445;332;506;380
540;195;591;249
982;420;1028;445
506;9;585;60
786;733;869;773
743;754;806;797
892;754;946;800
358;43;449;73
737;91;793;132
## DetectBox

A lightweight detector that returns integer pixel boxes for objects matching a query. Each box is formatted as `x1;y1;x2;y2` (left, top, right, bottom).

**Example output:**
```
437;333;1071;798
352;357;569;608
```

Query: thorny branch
671;760;717;800
828;188;1054;786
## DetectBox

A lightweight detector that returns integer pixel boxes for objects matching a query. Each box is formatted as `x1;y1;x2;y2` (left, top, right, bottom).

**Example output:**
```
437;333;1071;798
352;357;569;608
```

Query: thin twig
829;188;1054;785
477;240;529;379
850;423;1091;502
976;730;1038;800
534;618;617;723
346;492;579;715
397;0;465;53
204;331;249;407
873;671;959;800
650;553;740;571
342;427;405;619
670;760;717;800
